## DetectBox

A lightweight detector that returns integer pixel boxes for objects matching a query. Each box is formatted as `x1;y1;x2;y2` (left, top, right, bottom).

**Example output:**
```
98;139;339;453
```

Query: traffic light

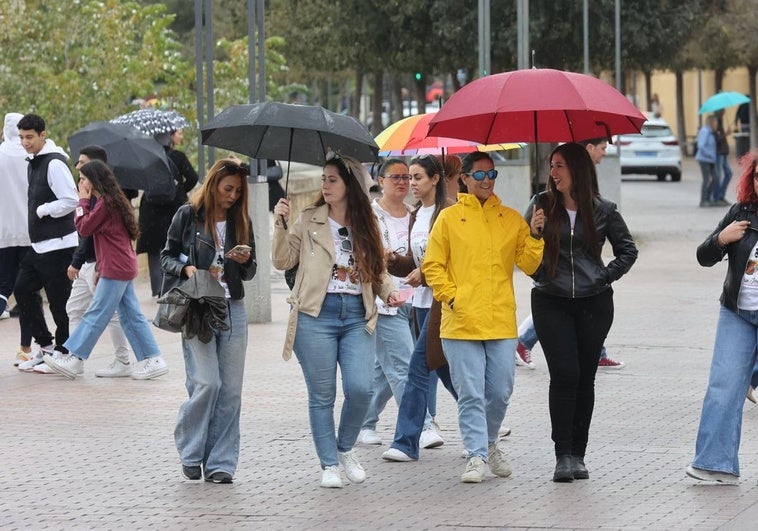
415;72;422;81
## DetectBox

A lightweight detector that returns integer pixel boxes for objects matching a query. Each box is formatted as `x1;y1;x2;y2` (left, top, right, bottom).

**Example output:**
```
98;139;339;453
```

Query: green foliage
0;0;191;146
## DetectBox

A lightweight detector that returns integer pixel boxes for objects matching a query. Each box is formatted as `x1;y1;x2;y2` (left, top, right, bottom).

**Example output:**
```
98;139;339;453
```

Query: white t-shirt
738;241;758;310
372;199;413;314
209;221;231;299
326;218;362;295
411;205;434;309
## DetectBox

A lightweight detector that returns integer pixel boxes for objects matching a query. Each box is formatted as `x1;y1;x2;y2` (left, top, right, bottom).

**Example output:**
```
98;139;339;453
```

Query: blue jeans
64;278;159;361
175;300;248;476
362;303;414;430
692;306;758;476
294;293;375;469
443;338;515;460
714;154;733;202
699;161;718;204
390;307;457;459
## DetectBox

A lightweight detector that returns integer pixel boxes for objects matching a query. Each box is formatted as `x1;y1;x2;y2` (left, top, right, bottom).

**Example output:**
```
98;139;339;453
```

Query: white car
608;114;682;182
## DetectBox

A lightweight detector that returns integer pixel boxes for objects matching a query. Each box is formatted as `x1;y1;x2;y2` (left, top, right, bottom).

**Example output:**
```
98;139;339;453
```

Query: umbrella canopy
698;92;750;115
111;108;190;136
200;102;379;166
376;113;524;156
68;121;175;196
428;68;647;144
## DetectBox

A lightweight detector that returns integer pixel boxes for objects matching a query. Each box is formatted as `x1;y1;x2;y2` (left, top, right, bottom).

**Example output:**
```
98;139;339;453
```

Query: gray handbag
153;219;196;333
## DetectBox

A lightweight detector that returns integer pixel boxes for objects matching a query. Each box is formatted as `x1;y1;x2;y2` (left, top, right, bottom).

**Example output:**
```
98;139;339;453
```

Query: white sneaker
13;348;35;367
338;450;366;483
461;456;487;483
0;310;9;320
131;356;168;380
488;442;512;477
18;349;46;371
357;428;382;445
43;352;84;380
499;426;512;437
96;358;133;378
34;353;83;375
381;447;415;462
420;425;445;449
685;465;739;485
320;466;343;488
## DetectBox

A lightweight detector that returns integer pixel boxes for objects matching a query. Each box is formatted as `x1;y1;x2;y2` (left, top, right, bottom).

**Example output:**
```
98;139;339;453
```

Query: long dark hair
79;160;139;240
190;158;251;246
542;143;600;276
317;155;386;289
410;153;448;228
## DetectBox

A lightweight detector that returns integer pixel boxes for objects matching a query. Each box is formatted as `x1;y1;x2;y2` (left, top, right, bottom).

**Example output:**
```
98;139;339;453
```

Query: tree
0;1;191;145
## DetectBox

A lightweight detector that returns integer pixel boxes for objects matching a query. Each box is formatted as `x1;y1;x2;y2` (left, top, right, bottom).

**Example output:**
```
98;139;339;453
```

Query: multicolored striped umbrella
375;113;523;156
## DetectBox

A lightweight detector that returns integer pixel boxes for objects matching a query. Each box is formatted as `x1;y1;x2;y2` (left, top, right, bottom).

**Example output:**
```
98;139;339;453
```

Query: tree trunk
390;76;403;124
352;70;363;122
675;70;688;155
750;64;757;151
414;75;426;115
644;71;652;111
715;68;724;93
371;70;384;136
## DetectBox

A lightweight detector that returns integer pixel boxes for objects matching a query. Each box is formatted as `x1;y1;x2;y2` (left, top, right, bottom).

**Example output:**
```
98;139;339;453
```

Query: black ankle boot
553;455;574;482
572;456;589;479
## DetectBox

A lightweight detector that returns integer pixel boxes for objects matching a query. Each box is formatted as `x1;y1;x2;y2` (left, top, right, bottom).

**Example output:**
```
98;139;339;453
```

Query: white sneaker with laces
461;456;487;483
357;428;382;445
34;352;83;375
320;466;343;488
0;310;9;320
14;348;35;367
43;352;84;379
18;349;46;371
96;358;133;378
131;356;168;380
338;450;366;483
488;442;512;477
420;425;445;449
685;465;739;485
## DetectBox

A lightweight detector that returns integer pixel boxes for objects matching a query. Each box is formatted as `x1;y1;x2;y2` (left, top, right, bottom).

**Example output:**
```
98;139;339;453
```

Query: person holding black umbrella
272;152;401;488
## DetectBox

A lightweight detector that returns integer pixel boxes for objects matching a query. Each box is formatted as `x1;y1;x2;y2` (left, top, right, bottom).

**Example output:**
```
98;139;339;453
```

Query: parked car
607;114;682;182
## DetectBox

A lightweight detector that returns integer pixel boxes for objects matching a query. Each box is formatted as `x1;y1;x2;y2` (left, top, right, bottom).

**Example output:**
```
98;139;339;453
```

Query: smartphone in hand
226;245;252;257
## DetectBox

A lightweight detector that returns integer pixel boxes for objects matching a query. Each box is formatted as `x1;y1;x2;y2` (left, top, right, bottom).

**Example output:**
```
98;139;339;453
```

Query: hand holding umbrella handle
274;198;290;230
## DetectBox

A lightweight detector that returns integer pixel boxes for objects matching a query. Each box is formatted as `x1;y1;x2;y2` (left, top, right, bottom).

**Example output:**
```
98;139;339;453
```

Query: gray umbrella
112;108;190;136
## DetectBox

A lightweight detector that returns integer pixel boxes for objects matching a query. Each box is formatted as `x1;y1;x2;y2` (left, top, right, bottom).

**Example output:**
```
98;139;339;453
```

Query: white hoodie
0;113;30;247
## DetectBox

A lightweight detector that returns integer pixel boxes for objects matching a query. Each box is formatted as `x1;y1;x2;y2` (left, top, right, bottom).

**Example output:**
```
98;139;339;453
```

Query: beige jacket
272;203;396;360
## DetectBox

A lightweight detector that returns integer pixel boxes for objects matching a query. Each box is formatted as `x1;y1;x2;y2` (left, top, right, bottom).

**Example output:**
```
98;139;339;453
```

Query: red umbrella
427;68;647;144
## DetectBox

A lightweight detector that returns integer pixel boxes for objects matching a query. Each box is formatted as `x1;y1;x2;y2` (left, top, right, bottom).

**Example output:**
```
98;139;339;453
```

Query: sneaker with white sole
35;354;84;375
685;465;739;485
0;310;10;320
131;356;168;380
499;426;512;437
13;348;35;367
488;442;512;477
357;428;382;445
515;341;536;369
598;356;625;369
43;352;84;379
338;450;366;483
461;456;487;483
18;349;46;371
382;447;415;462
420;425;445;449
95;358;133;378
320;466;343;488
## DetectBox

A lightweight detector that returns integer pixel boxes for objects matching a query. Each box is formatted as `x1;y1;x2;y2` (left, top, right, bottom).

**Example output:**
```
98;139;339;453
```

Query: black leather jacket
697;202;758;312
160;204;257;300
525;192;638;298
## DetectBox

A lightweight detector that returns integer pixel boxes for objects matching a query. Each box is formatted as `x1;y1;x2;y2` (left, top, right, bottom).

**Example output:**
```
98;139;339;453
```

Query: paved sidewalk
2;158;758;530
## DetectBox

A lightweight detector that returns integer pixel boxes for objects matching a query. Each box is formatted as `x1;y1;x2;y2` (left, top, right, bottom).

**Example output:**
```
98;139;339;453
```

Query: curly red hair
736;149;758;204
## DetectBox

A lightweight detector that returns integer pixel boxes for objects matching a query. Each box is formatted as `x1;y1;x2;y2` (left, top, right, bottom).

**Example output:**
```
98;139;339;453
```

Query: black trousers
0;246;35;346
532;288;614;457
13;246;75;352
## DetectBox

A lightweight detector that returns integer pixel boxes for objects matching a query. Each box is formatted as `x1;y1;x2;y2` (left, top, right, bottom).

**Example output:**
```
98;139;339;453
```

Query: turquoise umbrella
698;92;750;115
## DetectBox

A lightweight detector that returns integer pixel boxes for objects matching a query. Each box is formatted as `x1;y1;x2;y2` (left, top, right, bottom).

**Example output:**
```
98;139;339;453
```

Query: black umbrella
200;101;379;188
68;121;174;196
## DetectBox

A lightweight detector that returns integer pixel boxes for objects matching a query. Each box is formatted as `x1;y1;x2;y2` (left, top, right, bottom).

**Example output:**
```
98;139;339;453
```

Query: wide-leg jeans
692;305;758;476
175;299;247;476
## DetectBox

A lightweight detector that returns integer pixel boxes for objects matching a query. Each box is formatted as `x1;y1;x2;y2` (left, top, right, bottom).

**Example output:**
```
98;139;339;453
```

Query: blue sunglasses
467;169;498;181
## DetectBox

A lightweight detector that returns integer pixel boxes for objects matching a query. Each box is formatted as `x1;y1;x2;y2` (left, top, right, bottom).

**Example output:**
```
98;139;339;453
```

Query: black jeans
13;246;75;352
0;246;35;346
532;288;614;457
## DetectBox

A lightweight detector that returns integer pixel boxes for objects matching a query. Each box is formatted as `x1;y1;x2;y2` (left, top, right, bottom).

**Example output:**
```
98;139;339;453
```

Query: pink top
74;197;138;280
